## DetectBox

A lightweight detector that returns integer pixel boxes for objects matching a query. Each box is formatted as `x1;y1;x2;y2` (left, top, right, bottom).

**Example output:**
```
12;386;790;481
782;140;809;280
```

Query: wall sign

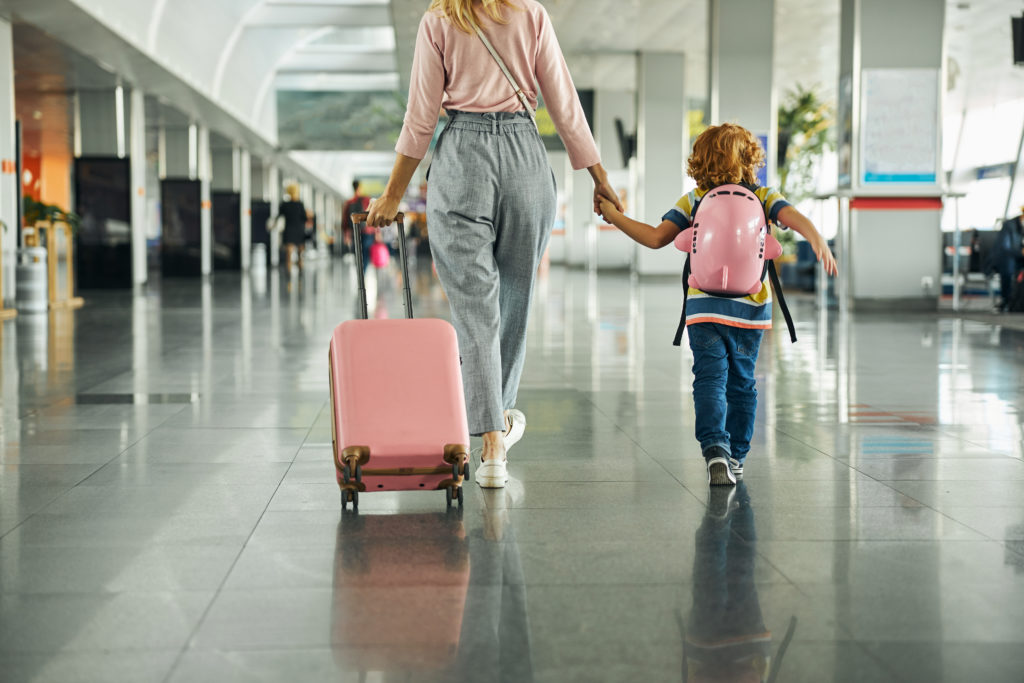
860;69;939;185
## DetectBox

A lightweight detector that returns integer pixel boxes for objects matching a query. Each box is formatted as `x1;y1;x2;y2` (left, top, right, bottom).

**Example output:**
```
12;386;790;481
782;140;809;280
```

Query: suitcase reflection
332;512;469;673
331;504;534;682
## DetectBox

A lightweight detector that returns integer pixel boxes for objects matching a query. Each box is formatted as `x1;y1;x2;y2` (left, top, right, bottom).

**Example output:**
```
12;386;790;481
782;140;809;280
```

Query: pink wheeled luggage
329;212;470;511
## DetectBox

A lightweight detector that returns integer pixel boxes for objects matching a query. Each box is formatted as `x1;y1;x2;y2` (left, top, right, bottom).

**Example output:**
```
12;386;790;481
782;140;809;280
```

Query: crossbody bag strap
469;16;537;120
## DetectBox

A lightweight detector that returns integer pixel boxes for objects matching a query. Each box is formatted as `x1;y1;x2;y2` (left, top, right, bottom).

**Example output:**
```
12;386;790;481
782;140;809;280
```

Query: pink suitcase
329;212;470;511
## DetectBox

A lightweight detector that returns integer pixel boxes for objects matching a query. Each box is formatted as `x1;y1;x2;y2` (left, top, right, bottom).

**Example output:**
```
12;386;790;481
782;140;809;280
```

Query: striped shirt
662;185;792;330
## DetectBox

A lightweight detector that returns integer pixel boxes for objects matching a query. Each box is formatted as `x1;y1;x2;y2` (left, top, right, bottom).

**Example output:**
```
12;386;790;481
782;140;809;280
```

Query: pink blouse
394;0;600;171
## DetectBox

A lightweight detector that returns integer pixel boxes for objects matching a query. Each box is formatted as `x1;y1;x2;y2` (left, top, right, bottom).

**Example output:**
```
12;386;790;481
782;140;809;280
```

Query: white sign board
860;68;939;185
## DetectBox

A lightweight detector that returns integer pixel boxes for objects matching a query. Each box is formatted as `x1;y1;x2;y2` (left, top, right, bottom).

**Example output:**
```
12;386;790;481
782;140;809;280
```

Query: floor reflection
331;510;469;675
330;495;533;682
683;483;796;683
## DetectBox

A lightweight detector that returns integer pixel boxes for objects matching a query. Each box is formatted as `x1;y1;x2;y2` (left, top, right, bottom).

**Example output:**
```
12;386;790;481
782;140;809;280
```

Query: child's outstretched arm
777;205;839;276
598;197;680;249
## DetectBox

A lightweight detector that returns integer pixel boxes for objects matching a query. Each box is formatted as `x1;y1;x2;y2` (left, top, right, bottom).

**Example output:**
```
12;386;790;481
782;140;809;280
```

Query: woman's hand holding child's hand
598;197;619;223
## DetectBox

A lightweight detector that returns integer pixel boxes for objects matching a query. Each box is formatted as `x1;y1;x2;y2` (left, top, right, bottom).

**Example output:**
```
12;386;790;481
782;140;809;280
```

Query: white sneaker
503;409;526;451
476;458;508;488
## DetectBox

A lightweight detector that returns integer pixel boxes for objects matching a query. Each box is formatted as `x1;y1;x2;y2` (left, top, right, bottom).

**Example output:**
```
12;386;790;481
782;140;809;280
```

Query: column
635;52;686;275
198;125;212;276
838;0;944;310
158;122;204;277
75;86;133;288
129;88;147;287
592;88;636;270
268;165;281;266
211;141;242;271
0;19;15;305
566;169;591;268
240;149;251;270
709;0;776;183
315;190;326;254
546;151;570;264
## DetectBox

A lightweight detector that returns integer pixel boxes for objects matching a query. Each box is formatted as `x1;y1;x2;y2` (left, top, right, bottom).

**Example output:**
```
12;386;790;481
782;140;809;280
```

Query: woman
278;183;309;269
367;0;620;488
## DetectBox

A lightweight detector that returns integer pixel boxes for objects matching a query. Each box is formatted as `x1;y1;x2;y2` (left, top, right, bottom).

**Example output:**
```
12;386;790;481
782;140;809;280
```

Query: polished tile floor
1;258;1023;682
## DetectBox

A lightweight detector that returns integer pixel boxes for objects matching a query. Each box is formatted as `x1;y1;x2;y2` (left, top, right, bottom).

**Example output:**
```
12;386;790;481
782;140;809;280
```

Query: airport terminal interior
1;0;1024;682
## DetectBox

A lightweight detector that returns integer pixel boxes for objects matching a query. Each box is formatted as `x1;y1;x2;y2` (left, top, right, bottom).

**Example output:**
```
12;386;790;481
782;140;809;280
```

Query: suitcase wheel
451;458;470;481
457;485;464;507
341;488;359;511
445;486;453;508
341;462;363;485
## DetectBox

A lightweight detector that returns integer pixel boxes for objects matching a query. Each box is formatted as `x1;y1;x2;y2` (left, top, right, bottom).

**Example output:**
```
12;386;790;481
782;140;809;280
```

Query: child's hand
815;239;838;276
598;197;619;222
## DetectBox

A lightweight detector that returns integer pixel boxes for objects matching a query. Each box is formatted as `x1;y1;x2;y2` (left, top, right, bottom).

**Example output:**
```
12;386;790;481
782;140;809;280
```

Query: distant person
994;207;1024;312
366;0;621;488
598;123;837;486
278;183;309;269
344;181;376;272
969;228;981;273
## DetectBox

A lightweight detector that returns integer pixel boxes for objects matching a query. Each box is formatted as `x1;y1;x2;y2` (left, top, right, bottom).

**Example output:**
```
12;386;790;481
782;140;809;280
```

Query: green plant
775;226;797;256
23;196;80;233
777;84;833;204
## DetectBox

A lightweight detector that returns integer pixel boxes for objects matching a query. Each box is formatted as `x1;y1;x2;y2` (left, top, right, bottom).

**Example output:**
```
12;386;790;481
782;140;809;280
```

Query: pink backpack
671;183;796;345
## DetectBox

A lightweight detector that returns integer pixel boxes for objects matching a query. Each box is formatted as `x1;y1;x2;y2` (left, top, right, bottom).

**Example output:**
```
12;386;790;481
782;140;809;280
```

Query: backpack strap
767;260;797;343
672;257;692;346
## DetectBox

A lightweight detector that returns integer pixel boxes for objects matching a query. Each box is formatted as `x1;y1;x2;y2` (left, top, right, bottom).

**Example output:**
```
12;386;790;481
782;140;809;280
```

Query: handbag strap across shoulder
468;15;537;120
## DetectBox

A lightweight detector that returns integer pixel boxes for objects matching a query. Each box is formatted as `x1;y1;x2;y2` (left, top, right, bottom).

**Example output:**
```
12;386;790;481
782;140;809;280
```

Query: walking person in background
994;206;1024;313
367;0;621;488
278;183;309;270
342;179;371;264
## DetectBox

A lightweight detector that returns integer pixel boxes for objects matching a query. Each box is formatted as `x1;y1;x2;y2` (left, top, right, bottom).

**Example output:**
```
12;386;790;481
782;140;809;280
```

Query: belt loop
491;117;497;135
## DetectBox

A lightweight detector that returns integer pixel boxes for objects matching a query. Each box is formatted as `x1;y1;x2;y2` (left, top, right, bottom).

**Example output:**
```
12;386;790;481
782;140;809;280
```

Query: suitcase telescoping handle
351;212;414;321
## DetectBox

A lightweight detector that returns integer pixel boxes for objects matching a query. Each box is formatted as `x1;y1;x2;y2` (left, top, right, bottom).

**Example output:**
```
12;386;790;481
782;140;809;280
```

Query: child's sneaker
704;446;736;487
729;458;744;478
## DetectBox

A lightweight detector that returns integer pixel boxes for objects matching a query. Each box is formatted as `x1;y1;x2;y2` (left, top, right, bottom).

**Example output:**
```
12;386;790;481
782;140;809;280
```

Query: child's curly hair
686;123;766;190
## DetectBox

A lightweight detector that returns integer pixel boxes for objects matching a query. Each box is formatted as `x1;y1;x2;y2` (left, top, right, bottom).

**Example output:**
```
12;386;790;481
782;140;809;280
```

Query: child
598;123;837;486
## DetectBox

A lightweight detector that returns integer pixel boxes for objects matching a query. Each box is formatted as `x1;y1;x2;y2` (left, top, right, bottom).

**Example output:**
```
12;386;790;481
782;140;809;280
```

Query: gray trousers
427;111;557;435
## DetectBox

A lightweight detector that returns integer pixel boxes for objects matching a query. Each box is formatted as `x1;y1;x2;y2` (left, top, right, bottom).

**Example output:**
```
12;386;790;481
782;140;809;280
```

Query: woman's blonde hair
428;0;516;33
686;123;766;191
285;183;300;200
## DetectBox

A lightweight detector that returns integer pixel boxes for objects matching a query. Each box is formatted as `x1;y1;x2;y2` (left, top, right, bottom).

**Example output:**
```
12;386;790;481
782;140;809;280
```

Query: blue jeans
687;323;763;462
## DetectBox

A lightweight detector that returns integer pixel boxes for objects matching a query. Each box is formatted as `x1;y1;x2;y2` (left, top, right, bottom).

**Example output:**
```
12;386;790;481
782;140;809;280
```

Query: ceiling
1;0;1022;191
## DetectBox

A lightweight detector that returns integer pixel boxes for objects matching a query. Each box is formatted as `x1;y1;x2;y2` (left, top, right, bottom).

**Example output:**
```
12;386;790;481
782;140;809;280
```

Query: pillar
0;19;15;304
240;149;251;270
129;88;147;286
566;168;591;268
158;122;203;277
73;86;135;289
839;0;944;310
268;165;281;267
546;151;570;264
211;141;242;271
709;0;776;184
198;125;211;276
592;88;636;270
315;190;326;254
635;52;686;276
